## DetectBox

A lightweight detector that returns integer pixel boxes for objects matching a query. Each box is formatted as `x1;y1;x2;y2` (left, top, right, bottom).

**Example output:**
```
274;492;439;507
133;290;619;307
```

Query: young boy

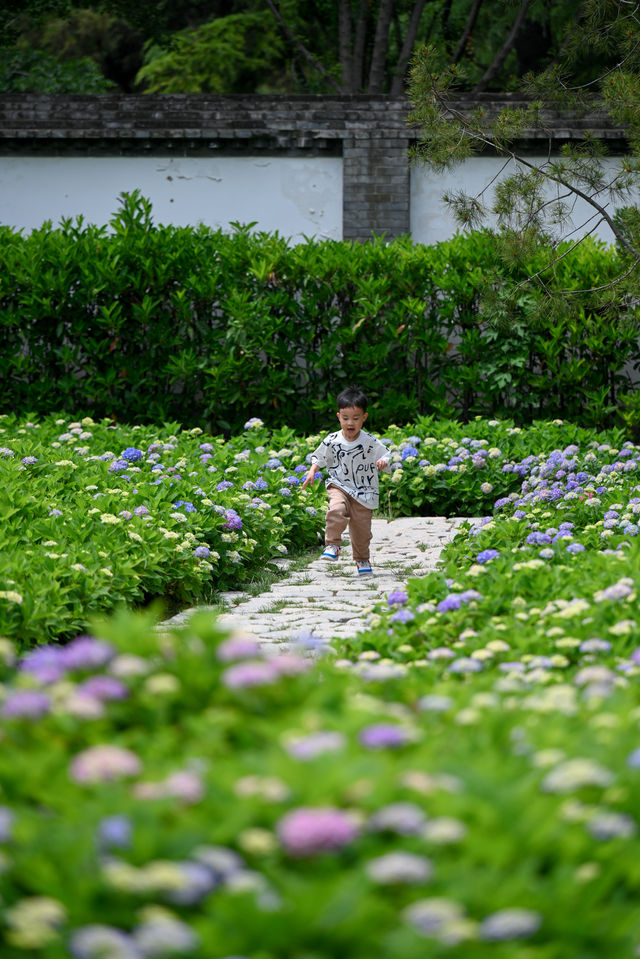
302;385;390;575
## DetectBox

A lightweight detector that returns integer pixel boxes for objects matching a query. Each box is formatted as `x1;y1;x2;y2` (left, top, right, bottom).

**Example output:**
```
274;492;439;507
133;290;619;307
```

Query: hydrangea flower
480;908;542;941
97;815;132;850
285;731;346;760
2;690;51;719
387;589;408;606
476;549;499;563
277;807;359;857
365;851;433;884
69;925;139;958
121;447;143;462
359;723;411;749
70;745;142;784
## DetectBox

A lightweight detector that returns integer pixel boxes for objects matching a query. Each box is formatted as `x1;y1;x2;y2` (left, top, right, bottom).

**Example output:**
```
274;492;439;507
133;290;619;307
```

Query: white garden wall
0;151;629;247
0;155;343;241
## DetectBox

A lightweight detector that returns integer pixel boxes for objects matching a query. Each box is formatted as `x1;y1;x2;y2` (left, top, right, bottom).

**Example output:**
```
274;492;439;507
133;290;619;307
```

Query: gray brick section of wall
0;94;630;243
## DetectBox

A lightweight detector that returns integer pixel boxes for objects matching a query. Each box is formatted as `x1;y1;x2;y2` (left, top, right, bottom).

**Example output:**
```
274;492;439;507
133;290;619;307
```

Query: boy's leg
347;497;373;563
325;485;350;547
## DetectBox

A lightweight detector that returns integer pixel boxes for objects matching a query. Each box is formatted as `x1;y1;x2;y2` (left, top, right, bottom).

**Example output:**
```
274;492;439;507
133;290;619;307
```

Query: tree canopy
407;0;640;321
0;0;619;95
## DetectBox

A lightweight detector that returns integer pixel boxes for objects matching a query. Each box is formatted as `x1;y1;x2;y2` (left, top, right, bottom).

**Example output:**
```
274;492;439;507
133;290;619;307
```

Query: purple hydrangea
437;594;462;613
133;505;150;516
216;636;261;662
1;689;51;719
20;645;67;683
390;608;415;624
222;509;242;531
221;660;280;689
359;723;411;749
62;635;115;671
387;590;408;606
108;460;129;473
77;676;128;701
194;546;210;559
216;481;234;492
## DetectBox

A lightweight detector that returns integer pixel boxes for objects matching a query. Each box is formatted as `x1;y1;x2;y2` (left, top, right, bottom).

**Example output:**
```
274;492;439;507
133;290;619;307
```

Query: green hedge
2;191;639;433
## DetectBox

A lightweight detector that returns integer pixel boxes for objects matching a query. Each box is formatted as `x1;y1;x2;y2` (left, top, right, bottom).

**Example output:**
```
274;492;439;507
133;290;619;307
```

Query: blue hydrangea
477;549;499;564
172;500;197;513
121;447;143;462
401;446;420;460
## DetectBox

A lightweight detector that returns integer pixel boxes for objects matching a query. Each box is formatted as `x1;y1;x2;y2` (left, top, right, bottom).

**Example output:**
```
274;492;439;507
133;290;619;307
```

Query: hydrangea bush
0;412;624;647
0;415;640;954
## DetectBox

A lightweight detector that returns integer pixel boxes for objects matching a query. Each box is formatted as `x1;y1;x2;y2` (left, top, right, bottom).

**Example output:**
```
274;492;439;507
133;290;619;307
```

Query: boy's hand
376;458;389;470
301;465;318;490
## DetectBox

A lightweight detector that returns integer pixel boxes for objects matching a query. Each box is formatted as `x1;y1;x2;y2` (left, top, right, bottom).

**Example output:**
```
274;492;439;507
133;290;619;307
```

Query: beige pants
325;484;373;563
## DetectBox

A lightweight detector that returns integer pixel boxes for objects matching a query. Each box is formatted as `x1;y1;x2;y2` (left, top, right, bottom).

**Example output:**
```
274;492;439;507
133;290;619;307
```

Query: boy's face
337;405;368;441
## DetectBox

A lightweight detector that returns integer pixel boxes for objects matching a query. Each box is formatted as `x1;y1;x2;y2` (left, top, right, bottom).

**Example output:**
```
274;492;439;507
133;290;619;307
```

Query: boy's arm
301;463;319;489
374;440;392;472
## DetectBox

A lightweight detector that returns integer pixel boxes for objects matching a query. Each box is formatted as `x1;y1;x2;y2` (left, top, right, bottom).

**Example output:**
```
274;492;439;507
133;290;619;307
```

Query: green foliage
0;44;114;92
136;11;283;93
2;192;639;433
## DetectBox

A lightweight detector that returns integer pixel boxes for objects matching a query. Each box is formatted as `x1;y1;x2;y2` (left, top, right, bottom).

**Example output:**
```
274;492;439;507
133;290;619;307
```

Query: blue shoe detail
321;546;340;560
356;561;373;575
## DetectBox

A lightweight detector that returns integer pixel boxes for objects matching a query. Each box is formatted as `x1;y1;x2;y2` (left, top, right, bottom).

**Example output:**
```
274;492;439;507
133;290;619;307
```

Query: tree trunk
391;0;427;94
473;0;531;92
353;0;370;91
368;0;395;92
452;0;484;64
338;0;354;92
265;0;342;93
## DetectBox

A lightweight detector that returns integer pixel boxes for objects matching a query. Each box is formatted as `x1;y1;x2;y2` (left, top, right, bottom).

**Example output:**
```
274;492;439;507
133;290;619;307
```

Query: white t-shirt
310;429;391;509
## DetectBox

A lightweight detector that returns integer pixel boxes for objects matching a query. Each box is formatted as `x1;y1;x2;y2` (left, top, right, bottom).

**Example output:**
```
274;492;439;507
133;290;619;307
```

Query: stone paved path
163;517;473;653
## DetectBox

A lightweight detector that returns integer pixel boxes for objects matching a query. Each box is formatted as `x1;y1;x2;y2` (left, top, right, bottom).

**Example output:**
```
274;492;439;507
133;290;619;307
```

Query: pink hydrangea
70;744;142;784
277;806;359;857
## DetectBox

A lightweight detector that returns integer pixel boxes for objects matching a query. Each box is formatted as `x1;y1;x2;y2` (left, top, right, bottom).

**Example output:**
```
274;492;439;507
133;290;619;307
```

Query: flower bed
0;417;639;955
0;412;625;647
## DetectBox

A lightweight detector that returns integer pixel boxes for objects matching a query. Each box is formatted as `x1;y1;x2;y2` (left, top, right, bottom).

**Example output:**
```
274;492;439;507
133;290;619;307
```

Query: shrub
2;192;638;433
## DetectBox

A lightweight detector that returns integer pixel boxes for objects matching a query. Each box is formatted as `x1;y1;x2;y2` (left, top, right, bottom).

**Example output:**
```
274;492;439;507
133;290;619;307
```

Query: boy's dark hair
337;385;367;411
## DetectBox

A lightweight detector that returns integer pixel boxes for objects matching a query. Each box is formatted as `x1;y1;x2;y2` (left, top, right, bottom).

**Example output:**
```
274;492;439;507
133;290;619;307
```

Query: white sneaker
320;545;340;560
